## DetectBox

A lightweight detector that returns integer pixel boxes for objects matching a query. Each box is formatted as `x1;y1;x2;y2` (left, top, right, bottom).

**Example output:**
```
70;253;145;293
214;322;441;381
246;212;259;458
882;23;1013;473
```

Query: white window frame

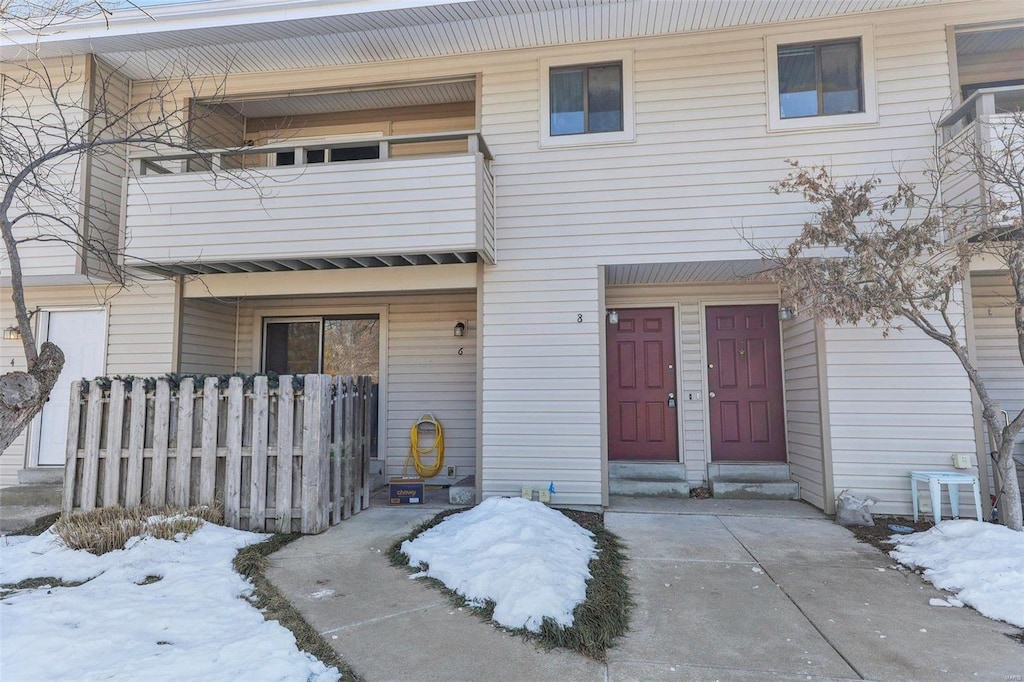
765;26;878;133
539;51;635;148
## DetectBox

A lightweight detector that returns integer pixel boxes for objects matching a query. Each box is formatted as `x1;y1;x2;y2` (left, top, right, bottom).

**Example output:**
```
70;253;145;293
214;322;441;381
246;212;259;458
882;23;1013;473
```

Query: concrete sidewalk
266;498;1023;682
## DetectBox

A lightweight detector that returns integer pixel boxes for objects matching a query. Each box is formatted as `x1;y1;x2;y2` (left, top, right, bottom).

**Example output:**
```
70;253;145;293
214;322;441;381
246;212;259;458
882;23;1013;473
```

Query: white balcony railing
937;86;1024;229
124;131;495;275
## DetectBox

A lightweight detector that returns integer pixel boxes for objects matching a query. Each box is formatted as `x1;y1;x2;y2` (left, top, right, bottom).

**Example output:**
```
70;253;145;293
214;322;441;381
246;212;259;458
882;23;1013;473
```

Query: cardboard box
389;478;424;505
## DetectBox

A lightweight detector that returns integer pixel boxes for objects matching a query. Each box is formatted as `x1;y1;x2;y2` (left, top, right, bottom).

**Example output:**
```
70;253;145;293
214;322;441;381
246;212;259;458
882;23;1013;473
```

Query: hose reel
404;413;445;478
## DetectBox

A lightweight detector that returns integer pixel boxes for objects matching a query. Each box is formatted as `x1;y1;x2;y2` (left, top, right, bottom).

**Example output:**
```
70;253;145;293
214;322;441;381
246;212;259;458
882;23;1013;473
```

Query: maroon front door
607;307;678;461
706;304;786;462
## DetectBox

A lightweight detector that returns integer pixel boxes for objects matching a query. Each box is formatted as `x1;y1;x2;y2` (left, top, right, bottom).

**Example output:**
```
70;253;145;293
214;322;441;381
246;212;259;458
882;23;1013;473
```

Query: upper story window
540;51;635;147
550;62;623;136
766;27;877;132
778;39;862;119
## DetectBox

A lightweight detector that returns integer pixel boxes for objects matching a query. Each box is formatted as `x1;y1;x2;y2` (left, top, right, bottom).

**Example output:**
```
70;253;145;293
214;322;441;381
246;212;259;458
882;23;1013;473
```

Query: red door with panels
706;304;787;462
607;307;679;461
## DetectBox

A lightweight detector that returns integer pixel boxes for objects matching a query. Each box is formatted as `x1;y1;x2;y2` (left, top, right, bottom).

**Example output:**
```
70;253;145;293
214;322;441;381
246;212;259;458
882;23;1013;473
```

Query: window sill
539;129;636;149
766;112;879;134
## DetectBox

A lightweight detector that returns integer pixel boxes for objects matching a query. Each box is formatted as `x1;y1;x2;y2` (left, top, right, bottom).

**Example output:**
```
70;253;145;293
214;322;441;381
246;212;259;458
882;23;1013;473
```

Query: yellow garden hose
405;414;445;478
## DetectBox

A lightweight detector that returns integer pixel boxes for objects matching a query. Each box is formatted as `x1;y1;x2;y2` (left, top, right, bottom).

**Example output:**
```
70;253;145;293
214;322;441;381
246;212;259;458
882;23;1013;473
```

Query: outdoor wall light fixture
453;321;466;337
3;326;20;341
607;310;619;325
778;306;796;322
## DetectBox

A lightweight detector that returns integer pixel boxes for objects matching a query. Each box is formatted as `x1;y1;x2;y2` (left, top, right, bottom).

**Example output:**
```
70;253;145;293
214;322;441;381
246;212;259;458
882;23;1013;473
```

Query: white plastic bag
835;489;878;527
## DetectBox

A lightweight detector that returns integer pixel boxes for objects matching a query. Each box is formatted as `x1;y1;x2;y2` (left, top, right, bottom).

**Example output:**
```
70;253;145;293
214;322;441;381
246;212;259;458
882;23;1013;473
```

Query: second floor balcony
123;131;495;276
938;85;1023;234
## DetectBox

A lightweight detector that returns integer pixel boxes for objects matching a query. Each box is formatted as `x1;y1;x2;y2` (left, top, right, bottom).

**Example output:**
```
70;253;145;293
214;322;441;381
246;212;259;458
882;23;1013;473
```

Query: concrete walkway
266;498;1023;682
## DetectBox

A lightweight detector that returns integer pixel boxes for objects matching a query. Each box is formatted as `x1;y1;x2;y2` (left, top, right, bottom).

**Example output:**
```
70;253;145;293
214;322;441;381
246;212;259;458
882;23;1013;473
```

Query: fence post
342;376;355;520
331;376;344;525
361;375;372;510
276;378;294;533
149;380;171;507
103;380;126;507
124;379;146;509
173;377;195;507
249;376;269;532
80;381;103;512
225;376;244;528
62;381;83;514
199;377;219;505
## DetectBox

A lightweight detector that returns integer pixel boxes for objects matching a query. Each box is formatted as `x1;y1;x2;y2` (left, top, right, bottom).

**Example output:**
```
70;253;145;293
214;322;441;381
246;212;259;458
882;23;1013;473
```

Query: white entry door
33;310;106;466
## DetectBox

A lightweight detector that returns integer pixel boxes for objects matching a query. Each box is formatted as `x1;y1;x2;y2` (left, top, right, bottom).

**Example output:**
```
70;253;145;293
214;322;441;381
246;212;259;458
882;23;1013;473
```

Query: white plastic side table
910;471;983;524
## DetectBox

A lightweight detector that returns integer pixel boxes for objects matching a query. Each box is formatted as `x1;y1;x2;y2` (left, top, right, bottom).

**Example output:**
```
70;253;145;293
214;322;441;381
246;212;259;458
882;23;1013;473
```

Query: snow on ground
888;520;1024;627
400;496;597;632
0;522;339;682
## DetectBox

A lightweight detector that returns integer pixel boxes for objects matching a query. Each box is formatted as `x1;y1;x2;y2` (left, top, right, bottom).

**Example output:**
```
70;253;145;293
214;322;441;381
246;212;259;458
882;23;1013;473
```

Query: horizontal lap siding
782;317;826;510
477;3;1001;506
179;299;238;374
230;291;477;482
823;307;977;515
0;279;177;485
481;265;602;504
124;155;482;264
972;273;1024;459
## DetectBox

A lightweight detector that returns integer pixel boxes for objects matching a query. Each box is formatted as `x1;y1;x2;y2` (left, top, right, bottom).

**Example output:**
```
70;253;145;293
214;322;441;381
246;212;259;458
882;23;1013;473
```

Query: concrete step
610;478;690;497
610;462;689;497
18;467;64;485
711;479;800;500
449;475;476;505
0;506;60;534
708;463;793;482
0;484;62;506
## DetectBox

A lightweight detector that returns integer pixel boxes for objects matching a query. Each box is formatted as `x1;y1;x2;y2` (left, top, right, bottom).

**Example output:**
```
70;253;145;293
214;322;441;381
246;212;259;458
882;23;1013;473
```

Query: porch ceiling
3;0;948;78
138;251;479;277
606;260;772;286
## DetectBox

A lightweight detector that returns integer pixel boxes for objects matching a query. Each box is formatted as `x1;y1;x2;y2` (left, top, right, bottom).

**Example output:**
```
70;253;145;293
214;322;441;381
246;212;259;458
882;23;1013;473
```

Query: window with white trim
766;28;877;132
540;52;634;147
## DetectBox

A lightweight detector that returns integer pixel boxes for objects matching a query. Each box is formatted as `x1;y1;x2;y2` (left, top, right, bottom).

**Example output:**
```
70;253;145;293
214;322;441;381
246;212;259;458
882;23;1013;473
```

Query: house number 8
577;314;583;323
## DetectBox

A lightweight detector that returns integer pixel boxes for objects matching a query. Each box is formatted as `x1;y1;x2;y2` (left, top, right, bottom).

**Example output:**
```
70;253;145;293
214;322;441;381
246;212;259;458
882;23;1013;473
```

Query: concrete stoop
0;483;62;507
609;462;690;497
709;463;800;500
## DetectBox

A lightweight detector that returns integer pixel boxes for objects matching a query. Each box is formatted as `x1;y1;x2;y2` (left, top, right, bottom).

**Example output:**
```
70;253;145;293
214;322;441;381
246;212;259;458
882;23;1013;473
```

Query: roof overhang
3;0;959;79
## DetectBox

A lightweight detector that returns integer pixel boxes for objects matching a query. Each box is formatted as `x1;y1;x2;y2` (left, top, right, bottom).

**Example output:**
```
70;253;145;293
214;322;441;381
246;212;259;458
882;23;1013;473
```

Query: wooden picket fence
62;374;376;533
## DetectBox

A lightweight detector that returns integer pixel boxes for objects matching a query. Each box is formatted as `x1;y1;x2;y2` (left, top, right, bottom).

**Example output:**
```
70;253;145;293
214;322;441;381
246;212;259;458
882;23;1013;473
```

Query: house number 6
458;347;464;356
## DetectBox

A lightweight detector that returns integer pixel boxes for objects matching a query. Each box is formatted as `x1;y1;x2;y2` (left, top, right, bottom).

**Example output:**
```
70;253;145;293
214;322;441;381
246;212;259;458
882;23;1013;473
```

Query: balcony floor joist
133;252;480;278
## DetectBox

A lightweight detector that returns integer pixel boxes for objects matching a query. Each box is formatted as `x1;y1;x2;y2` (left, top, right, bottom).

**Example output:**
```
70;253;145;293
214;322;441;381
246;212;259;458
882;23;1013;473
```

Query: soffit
3;0;951;79
605;260;772;286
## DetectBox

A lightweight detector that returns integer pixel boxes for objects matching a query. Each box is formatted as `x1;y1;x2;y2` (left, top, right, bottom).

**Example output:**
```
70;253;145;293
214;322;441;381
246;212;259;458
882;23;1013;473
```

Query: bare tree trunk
0;342;64;453
994;426;1024;531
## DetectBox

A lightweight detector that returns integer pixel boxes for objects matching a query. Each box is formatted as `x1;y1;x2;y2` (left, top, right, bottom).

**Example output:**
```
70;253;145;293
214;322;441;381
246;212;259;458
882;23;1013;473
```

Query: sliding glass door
263;315;380;378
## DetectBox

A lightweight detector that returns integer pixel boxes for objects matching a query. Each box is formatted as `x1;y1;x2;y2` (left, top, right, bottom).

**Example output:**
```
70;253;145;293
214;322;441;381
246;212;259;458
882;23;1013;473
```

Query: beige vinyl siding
971;272;1024;460
822;310;978;515
782;316;827;510
225;290;477;481
606;282;782;488
83;57;131;281
179;299;238;374
0;278;178;485
1;56;89;279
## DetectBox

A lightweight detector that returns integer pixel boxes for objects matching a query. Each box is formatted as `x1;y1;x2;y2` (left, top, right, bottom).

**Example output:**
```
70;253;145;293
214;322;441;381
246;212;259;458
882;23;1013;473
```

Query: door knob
709;391;716;398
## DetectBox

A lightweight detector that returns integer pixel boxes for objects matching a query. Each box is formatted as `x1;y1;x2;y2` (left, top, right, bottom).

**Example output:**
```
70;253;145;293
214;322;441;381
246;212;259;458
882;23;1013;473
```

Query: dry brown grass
52;504;224;555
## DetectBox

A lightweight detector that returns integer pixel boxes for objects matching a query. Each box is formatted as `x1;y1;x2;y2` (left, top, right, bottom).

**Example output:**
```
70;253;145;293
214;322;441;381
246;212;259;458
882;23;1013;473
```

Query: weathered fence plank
249;376;269;532
149;381;171;507
80;383;103;512
103;380;126;507
361;375;372;510
173;378;195;507
225;377;244;528
124;380;145;508
276;379;294;533
62;381;83;513
341;377;355;520
199;377;218;505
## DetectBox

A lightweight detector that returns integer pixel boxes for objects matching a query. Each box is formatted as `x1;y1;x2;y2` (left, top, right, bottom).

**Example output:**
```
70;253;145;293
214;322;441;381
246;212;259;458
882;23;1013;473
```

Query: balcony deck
123;132;494;275
938;86;1023;234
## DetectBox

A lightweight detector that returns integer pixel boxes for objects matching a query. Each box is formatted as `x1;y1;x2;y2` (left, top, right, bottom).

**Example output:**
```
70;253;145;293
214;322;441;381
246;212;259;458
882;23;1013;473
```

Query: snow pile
889;520;1024;627
400;496;597;632
0;522;339;681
